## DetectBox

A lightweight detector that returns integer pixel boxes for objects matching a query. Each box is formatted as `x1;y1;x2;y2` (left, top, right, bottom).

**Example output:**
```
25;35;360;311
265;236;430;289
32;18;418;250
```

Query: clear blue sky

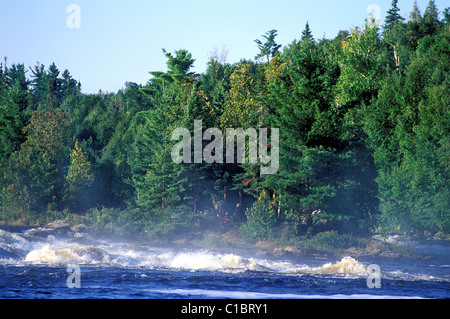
0;0;447;93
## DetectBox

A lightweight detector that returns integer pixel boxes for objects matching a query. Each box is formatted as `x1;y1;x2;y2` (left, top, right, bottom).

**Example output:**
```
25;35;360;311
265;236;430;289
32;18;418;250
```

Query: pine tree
366;29;450;233
132;50;195;210
199;56;233;123
444;8;450;27
143;49;196;94
254;30;282;62
382;1;409;74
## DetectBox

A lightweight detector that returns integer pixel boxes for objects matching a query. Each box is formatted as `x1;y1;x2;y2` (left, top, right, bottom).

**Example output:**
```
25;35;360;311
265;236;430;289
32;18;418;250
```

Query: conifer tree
406;0;423;50
254;30;282;62
384;0;405;34
3;108;70;213
29;63;49;109
421;0;441;36
410;0;422;22
301;22;314;42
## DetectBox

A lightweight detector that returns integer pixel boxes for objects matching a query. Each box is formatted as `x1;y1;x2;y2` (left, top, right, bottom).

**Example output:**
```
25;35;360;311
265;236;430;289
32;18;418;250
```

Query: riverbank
2;222;449;300
168;228;439;260
6;218;446;262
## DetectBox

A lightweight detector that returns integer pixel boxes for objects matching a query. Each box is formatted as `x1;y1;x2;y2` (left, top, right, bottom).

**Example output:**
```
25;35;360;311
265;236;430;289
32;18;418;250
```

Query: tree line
0;0;448;240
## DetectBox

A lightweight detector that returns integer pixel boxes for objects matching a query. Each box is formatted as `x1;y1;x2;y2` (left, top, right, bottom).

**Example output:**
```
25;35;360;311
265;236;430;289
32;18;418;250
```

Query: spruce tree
29;63;49;109
384;0;404;34
301;22;314;42
421;0;441;36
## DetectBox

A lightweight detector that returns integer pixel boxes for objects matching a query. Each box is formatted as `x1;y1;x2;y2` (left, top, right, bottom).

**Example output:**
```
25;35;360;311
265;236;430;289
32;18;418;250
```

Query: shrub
240;190;278;242
302;231;358;253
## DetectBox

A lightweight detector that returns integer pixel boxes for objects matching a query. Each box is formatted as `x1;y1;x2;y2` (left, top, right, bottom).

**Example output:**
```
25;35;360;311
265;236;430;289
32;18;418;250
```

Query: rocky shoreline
7;219;448;262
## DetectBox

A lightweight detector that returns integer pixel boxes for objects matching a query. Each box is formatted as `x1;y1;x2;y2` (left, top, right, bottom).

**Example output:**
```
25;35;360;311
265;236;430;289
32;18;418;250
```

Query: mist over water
0;226;449;299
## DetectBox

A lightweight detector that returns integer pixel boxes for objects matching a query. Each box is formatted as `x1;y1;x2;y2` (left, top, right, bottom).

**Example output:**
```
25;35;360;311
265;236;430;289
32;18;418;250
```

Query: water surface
1;226;448;299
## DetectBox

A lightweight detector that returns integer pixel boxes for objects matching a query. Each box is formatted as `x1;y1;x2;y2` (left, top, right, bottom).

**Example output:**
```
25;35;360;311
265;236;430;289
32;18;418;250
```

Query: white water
2;226;450;299
19;239;370;276
145;289;425;299
1;226;448;283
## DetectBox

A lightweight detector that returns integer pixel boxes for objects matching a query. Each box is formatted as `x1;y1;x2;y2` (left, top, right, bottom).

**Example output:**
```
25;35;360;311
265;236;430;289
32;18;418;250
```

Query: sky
0;0;447;94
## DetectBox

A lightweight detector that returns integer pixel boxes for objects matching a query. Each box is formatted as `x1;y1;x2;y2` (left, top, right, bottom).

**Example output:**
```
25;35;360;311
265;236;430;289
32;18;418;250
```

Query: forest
0;1;449;244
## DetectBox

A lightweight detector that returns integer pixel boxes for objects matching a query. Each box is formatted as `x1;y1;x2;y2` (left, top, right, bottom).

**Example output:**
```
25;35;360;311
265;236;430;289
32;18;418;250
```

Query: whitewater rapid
1;226;367;276
0;225;448;282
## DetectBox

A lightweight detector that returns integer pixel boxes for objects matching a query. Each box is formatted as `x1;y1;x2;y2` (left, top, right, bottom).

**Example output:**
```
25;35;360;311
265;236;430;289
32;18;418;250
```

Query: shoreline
2;219;447;262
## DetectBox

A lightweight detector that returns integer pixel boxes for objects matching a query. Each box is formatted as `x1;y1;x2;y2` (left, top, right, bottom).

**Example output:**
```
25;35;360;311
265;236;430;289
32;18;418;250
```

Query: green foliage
64;140;94;212
254;29;282;62
302;231;359;253
240;190;277;242
366;26;450;234
0;1;448;239
384;0;404;34
220;62;260;129
2;108;70;214
91;206;201;239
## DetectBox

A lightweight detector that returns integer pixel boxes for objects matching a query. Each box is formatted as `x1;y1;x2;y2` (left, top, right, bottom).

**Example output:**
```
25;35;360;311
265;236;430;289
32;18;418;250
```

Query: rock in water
46;220;70;229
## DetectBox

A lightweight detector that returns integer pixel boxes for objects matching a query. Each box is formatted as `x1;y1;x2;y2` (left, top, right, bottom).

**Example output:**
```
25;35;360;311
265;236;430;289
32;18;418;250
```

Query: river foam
1;226;449;283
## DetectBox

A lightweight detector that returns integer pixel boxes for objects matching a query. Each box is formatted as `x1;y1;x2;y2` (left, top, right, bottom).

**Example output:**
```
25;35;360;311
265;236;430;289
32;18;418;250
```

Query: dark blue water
1;266;449;299
1;226;449;299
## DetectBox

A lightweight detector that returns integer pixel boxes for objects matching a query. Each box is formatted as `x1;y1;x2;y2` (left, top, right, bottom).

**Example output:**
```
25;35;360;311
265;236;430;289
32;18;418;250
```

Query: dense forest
0;1;449;242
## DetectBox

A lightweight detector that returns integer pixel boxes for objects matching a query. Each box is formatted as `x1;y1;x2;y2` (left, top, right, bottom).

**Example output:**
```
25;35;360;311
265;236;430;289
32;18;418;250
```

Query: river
0;225;449;299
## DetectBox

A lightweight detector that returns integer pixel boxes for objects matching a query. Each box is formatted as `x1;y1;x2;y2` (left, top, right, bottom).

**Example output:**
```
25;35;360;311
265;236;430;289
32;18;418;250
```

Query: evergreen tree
366;29;450;233
7;64;30;92
0;80;30;160
47;62;62;107
256;23;345;234
199;56;234;123
301;22;314;42
254;30;282;62
410;0;422;22
406;1;423;50
384;0;405;34
61;69;79;99
2;108;70;214
132;50;198;211
29;63;49;109
421;0;441;36
0;58;7;92
131;104;185;210
143;49;196;94
444;8;450;27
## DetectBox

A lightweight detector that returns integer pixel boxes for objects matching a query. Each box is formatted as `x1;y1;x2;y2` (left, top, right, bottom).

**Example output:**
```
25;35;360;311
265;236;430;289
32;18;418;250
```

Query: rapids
0;225;449;299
